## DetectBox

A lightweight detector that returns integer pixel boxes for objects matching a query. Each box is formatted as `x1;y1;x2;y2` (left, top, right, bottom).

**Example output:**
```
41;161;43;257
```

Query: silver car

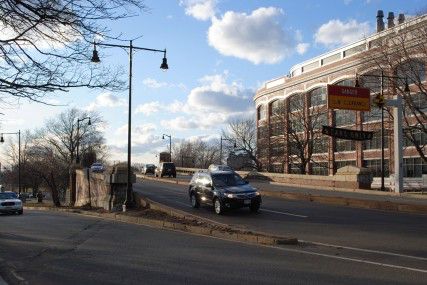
0;192;23;215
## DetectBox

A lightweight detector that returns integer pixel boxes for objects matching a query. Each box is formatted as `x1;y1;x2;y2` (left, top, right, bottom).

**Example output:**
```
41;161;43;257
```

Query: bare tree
172;139;219;169
222;118;261;171
43;108;105;167
0;0;146;103
359;18;427;163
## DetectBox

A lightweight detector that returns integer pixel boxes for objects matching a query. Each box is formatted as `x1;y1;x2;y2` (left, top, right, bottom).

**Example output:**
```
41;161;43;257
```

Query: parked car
90;162;105;173
188;169;261;215
155;162;176;178
0;191;23;215
141;163;156;175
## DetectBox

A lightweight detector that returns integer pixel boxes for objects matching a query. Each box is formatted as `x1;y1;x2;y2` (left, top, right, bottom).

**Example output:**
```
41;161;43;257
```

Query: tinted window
211;173;246;187
0;192;18;199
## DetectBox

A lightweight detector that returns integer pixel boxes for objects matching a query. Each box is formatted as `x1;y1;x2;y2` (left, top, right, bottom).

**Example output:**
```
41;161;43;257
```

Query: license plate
244;200;250;205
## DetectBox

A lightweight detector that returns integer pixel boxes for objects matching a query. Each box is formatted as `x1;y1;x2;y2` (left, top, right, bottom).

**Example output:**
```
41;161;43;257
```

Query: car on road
155;162;176;178
90;162;105;173
188;169;261;214
0;191;23;215
141;163;156;175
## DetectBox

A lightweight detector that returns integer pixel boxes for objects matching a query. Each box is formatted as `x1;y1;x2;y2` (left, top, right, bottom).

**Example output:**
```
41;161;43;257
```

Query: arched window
269;100;284;117
288;93;304;112
396;60;425;85
257;105;266;121
310;87;326;107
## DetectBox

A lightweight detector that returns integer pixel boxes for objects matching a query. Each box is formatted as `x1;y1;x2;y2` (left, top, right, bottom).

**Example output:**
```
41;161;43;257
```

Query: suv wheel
190;192;200;208
250;202;260;213
214;198;223;215
17;209;23;215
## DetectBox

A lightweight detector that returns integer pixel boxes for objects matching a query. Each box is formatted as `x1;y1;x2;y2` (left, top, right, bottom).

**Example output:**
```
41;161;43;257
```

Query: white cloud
314;19;371;47
296;43;310;55
135;101;161;115
87;92;126;111
160;72;254;131
180;0;217;21
207;7;295;64
142;78;168;89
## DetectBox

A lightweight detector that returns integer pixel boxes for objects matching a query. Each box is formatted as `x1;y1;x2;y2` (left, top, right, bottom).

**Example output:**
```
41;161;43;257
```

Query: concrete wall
176;166;373;190
75;169;127;210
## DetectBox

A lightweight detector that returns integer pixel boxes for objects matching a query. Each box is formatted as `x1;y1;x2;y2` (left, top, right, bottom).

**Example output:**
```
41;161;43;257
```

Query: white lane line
300;240;427;261
262;208;308;218
270;246;427;274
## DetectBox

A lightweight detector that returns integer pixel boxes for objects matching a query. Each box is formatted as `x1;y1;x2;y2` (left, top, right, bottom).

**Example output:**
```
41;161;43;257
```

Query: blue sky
2;0;426;164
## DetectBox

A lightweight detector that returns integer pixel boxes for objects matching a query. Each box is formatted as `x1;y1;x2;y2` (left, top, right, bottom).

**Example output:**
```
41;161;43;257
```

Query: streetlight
355;72;410;191
0;131;21;194
92;40;168;209
76;117;91;164
219;136;237;165
162;134;172;161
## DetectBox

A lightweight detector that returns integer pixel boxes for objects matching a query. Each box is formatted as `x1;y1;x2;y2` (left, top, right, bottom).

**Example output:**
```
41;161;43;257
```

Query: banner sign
322;125;373;141
327;84;371;111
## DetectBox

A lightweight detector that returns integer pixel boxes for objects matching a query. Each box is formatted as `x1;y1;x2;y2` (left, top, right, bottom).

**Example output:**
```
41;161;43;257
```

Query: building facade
255;11;427;178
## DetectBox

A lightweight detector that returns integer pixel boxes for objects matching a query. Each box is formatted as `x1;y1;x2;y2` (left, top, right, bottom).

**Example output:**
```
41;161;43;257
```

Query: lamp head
88;118;92;126
162;135;165;140
233;142;237;148
160;56;168;70
0;136;4;143
91;42;100;63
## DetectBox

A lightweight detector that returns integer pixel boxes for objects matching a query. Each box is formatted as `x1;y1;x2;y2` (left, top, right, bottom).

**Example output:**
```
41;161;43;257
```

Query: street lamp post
92;40;168;209
219;136;237;165
76;117;91;164
162;134;172;161
355;73;409;191
1;131;21;194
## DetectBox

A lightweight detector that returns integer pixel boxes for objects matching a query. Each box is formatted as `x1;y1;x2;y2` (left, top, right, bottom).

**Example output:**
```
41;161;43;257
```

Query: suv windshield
211;173;246;187
163;163;175;168
0;192;18;199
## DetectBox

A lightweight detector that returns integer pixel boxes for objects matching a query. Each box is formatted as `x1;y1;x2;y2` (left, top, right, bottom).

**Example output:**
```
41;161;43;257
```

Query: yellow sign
327;85;371;112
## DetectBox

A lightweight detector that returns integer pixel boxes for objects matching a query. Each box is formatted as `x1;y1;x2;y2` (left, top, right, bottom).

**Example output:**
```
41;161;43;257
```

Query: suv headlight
224;193;236;198
255;191;261;196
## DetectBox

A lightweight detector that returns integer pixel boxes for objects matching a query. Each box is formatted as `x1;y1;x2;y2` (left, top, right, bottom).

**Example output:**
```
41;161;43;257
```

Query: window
396;60;425;85
336;160;356;170
403;157;427;177
257;125;268;140
288;93;304;112
289;118;304;133
311;112;328;130
335;79;355;87
312;162;329;176
359;71;383;93
362;105;382;122
310;87;326;107
289;163;303;174
404;127;427;147
404;92;427;114
312;137;329;154
363;159;389;177
289;142;301;156
335;109;356;127
257;105;266;121
270;121;283;137
270;100;285;118
363;131;388;150
270;144;284;157
335;139;355;152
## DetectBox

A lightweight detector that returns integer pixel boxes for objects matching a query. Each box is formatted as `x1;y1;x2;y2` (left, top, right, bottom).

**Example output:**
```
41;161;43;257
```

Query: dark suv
155;162;176;178
188;170;261;214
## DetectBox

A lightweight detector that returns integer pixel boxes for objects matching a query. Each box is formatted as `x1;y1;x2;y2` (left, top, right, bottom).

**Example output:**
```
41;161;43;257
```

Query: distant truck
159;152;171;163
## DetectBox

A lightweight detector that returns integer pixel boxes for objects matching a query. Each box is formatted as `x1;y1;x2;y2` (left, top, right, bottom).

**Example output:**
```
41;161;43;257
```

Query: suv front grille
235;193;256;199
1;202;15;206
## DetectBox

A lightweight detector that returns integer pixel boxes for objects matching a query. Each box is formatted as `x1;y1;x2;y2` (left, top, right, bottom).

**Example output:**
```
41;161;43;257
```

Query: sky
1;0;426;165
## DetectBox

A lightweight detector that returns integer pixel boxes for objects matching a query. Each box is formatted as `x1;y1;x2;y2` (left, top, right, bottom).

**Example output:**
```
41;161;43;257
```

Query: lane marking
271;246;427;274
300;240;427;261
262;208;308;218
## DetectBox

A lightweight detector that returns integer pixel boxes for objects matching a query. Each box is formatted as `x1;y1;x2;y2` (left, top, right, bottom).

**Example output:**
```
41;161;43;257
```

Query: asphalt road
134;179;427;270
0;210;426;284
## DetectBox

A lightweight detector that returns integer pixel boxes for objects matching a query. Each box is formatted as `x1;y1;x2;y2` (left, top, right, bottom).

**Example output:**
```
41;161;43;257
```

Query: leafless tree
222;118;261;171
0;0;146;104
360;18;427;162
172;139;219;169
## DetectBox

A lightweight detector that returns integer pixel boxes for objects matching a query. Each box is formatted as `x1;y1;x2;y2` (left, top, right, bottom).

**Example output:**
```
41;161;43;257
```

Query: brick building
254;11;427;178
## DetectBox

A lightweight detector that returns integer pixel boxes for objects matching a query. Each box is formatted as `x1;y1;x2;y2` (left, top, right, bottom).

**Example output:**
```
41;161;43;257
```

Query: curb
139;175;427;215
24;204;297;247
